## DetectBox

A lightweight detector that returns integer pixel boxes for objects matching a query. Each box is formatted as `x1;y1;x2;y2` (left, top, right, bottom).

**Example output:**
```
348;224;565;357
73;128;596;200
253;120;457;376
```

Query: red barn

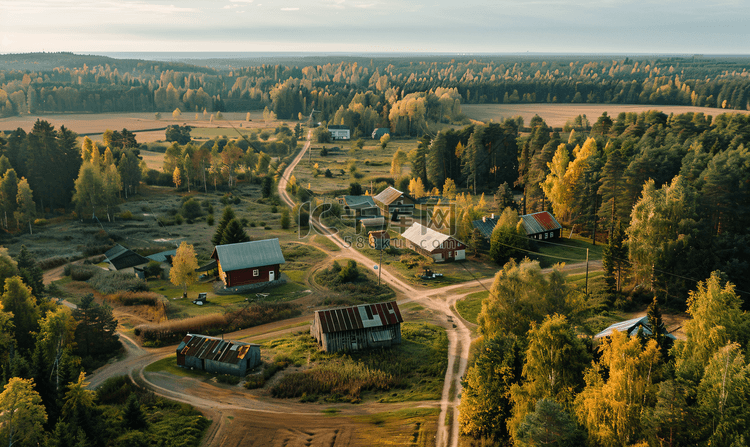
520;211;563;240
211;239;285;287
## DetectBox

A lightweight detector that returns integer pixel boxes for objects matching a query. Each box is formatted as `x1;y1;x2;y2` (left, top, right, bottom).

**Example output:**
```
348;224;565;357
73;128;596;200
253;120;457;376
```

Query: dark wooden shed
310;301;403;353
176;333;261;376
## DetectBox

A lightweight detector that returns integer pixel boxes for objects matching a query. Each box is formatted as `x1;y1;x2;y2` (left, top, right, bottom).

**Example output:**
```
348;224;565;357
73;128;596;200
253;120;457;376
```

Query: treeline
460;260;750;446
3;53;750;128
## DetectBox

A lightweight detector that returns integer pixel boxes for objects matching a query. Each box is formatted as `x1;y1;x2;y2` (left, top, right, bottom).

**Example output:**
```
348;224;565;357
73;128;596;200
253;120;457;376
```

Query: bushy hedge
106;291;162;307
67;264;101;281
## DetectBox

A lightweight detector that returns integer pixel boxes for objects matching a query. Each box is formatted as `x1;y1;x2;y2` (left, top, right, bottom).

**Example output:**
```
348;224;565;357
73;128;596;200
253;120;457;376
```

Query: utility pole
378;245;383;285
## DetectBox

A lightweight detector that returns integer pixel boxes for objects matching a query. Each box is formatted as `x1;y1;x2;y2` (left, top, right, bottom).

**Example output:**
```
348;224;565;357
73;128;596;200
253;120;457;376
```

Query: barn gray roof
146;249;176;264
104;244;149;270
211;238;285;272
341;195;377;209
472;217;499;239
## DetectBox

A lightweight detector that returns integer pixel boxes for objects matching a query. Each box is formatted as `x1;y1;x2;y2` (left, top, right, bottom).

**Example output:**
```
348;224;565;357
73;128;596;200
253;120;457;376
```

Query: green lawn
456;291;488;325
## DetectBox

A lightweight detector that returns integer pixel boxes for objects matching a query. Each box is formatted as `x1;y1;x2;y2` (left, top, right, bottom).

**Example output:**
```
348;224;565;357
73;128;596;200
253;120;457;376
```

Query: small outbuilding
176;333;261;376
338;195;381;221
211;238;285;288
402;222;466;262
311;301;403;352
594;316;677;341
368;230;390;250
520;211;563;240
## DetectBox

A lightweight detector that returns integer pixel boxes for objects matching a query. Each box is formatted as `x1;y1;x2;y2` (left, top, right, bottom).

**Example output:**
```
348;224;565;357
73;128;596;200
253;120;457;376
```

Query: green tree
122;393;147;430
601;220;628;293
0;168;18;229
389;149;407;177
1;276;39;352
220;218;251;245
478;259;583;338
575;332;661;447
0;378;47;447
72;162;103;219
489;207;528;265
515;399;582;447
695;343;750;446
510;314;589;435
458;334;523;443
72;294;118;358
170;241;199;298
597;148;628;231
379;133;390;150
61;372;97;435
211;206;236;246
280;208;290;229
15;245;43;300
674;272;748;382
14;177;35;234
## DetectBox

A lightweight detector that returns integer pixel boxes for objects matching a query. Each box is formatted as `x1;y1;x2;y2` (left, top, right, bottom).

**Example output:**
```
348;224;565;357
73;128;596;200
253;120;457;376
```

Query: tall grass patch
135;302;300;343
268;323;448;402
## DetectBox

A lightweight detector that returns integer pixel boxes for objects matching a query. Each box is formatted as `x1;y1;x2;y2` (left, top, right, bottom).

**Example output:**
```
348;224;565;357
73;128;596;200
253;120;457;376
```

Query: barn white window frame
253;269;259;276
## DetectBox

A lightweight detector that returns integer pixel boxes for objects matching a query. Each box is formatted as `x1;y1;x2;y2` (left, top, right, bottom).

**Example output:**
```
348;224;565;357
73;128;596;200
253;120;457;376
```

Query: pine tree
212;206;235;246
220;219;251;245
602;220;629;292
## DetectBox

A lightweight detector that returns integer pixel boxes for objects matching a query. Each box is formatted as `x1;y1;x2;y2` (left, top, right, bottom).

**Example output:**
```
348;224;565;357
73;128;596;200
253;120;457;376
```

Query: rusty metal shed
176;333;261;376
310;301;403;352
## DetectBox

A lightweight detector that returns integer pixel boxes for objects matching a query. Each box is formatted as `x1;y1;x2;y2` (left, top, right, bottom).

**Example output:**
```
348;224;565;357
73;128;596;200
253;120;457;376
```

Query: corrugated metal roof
373;186;409;206
146;250;176;264
520;211;562;235
211;238;286;272
328;125;349;130
472;217;499;239
315;301;403;334
341;195;377;209
594;316;676;340
177;334;258;364
402;222;460;252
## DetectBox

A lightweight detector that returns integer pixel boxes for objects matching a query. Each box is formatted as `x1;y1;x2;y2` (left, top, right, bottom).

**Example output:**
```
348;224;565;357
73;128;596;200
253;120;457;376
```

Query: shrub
107;291;162;307
216;375;241;385
119;210;134;220
174;214;184;225
88;269;149;294
207;215;215;226
69;264;100;281
39;256;69;270
181;199;203;219
244;375;265;389
33;218;49;226
324;169;333;178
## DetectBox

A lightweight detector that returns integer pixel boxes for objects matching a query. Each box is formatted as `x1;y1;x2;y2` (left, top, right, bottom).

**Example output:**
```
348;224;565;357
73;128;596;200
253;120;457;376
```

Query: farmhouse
104;244;149;274
328;125;351;140
373;186;415;232
594;316;676;341
211;238;285;288
402;222;466;262
520;211;563;240
338;195;381;221
472;211;562;241
310;301;403;352
176;333;261;376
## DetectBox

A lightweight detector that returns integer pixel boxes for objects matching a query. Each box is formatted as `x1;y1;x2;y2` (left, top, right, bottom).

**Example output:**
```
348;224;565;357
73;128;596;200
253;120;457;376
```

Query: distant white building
328;125;350;140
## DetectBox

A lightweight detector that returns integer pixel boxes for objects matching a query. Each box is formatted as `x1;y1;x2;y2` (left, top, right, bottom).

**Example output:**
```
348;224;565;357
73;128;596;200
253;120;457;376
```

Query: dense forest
3;53;750;135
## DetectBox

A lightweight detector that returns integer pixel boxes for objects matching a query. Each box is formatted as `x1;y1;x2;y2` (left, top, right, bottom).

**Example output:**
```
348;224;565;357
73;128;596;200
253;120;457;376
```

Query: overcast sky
2;0;749;55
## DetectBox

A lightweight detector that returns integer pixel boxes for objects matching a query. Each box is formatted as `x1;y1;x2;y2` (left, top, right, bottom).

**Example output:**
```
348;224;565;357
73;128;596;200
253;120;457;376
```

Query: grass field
462;103;748;128
294;138;418;196
455;291;488;325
